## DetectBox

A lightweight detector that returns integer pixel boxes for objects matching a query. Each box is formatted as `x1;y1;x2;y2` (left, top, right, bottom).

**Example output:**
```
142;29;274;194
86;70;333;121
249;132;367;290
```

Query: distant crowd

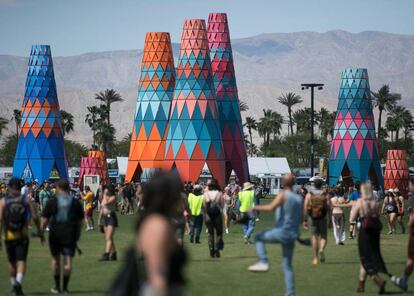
1;175;414;296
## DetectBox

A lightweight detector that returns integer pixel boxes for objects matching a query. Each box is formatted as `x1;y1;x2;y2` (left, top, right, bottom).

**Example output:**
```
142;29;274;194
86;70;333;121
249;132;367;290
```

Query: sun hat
243;182;254;190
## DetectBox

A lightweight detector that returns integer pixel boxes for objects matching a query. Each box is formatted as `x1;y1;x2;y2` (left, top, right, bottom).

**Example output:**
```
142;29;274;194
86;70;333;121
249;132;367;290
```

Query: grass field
0;198;413;296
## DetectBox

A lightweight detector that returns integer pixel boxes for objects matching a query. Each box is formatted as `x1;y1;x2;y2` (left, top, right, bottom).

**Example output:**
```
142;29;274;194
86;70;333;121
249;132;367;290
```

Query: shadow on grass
31;290;108;295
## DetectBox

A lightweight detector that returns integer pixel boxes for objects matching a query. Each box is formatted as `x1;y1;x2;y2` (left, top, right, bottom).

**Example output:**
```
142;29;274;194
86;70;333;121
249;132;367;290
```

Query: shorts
103;213;118;227
310;218;328;237
5;239;29;263
85;208;93;218
223;204;231;214
49;239;76;257
398;210;405;217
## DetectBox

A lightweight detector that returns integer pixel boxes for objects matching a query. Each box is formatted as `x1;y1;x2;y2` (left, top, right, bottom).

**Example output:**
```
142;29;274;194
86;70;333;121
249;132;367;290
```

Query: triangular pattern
384;150;409;195
165;19;226;185
77;150;109;185
126;32;176;182
328;68;383;187
207;13;249;183
13;45;68;183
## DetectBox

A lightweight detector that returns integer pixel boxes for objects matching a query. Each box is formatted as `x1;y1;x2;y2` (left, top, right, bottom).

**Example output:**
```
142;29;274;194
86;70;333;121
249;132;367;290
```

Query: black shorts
5;239;29;263
103;213;118;227
49;239;76;257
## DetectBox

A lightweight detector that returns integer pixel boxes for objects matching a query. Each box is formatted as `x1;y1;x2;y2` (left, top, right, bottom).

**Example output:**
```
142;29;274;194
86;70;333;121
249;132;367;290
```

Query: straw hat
243;182;254;190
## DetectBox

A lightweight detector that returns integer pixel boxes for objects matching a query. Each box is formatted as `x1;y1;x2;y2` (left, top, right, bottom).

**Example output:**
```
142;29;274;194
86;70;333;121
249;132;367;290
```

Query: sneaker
255;218;260;222
45;227;50;232
85;227;91;232
391;276;408;292
14;283;24;296
50;287;61;294
195;237;201;244
190;236;194;243
99;253;110;261
388;231;394;235
215;250;221;258
338;242;345;246
248;262;269;272
319;251;325;263
225;228;229;234
209;250;215;258
312;258;319;265
63;289;70;294
110;252;117;261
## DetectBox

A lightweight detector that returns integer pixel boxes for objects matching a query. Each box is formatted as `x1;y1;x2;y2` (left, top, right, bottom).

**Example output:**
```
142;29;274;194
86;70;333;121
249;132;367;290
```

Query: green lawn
0;199;413;296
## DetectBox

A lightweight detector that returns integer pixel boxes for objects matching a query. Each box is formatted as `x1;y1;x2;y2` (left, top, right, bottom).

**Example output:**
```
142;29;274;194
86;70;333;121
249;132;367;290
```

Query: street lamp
301;83;324;178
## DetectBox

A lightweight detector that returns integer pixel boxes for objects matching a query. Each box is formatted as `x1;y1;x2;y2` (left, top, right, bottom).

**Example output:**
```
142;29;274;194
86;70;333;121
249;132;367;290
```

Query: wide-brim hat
243;182;254;190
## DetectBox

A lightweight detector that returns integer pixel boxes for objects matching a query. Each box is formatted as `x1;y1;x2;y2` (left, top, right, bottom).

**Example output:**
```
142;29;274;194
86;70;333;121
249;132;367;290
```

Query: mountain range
1;30;413;146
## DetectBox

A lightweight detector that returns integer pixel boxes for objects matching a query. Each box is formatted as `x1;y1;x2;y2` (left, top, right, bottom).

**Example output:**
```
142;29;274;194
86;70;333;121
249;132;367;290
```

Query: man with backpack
41;180;84;294
0;178;43;296
303;178;329;265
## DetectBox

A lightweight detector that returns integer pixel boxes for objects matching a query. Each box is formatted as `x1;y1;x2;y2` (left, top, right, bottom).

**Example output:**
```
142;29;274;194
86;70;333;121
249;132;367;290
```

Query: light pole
301;83;324;178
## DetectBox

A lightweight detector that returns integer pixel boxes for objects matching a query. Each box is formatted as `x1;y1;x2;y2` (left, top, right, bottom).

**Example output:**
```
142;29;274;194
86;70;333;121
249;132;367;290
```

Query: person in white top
330;187;348;245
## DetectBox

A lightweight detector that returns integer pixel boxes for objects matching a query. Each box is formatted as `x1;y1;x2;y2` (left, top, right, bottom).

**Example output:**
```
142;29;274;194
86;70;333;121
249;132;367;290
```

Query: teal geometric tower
164;19;226;186
328;68;383;187
13;45;68;183
207;13;249;182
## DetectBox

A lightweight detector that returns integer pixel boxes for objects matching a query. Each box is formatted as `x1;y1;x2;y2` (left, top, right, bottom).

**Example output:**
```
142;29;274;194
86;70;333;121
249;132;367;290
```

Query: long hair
136;172;183;230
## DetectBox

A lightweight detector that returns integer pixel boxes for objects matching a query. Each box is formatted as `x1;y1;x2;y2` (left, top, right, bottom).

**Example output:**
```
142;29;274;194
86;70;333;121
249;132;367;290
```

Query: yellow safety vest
238;190;254;213
188;193;204;216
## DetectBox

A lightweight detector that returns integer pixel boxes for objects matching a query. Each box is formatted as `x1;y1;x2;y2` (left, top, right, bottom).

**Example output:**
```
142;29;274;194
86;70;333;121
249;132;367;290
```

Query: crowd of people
1;173;414;296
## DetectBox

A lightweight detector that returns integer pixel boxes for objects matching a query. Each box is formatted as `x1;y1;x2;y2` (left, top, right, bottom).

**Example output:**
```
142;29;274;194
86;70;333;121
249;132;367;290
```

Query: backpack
4;195;28;232
309;193;327;220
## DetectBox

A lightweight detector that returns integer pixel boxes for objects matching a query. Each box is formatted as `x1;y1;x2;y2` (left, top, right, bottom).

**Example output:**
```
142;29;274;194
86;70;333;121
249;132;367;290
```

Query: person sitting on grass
248;174;303;296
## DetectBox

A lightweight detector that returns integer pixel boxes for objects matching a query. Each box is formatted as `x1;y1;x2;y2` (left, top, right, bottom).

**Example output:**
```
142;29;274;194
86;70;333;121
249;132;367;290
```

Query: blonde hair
361;183;373;200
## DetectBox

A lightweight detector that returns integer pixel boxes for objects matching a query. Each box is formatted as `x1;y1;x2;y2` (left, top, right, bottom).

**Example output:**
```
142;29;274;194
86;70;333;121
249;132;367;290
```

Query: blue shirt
275;190;303;239
348;191;360;201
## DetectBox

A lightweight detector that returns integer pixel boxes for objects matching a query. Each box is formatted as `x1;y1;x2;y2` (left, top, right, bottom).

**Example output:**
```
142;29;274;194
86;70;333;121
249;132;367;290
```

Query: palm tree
257;109;284;147
0;116;9;138
85;105;104;147
293;108;319;134
402;109;413;142
12;109;21;138
60;110;74;137
95;122;116;153
386;106;408;144
270;111;284;139
94;88;124;125
244;116;257;155
277;92;302;135
318;108;336;139
238;100;249;112
371;85;401;136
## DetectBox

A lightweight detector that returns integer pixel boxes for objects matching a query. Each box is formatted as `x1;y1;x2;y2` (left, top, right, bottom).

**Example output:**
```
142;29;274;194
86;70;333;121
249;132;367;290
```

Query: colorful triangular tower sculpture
207;13;249;183
13;45;68;183
126;32;175;182
165;19;226;186
384;150;409;196
328;68;383;187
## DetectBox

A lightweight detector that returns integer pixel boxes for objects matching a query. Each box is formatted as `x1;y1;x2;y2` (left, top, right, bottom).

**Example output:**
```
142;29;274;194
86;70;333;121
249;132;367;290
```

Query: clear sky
1;0;413;56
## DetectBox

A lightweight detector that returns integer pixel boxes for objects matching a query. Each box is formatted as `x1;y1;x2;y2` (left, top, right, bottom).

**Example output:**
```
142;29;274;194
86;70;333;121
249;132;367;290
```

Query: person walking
135;172;187;295
351;183;396;294
188;185;204;243
330;187;347;245
81;186;95;231
203;179;224;258
98;184;118;261
0;178;43;296
391;179;414;291
304;178;329;264
254;182;263;222
382;190;398;234
248;174;303;296
39;181;51;212
223;186;234;234
41;180;83;294
395;188;406;234
238;182;256;244
348;182;361;239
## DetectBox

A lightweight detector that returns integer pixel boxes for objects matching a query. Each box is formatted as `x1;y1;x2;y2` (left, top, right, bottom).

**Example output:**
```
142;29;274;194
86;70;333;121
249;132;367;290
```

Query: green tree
94;89;124;126
318;108;336;139
239;100;249;112
257;109;284;149
64;139;88;167
0;134;17;165
85;105;102;147
244;116;257;156
12;109;22;138
386;105;409;144
0;116;9;138
108;134;131;158
371;85;401;137
60;110;74;137
277;92;302;136
293;108;319;134
95;121;116;153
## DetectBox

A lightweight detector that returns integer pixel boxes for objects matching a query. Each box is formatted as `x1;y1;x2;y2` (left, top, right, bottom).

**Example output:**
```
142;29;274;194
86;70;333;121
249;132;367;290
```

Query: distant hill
1;30;414;145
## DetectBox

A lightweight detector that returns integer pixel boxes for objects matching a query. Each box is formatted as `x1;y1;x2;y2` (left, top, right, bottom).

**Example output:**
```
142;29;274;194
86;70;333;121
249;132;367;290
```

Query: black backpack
4;195;27;232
